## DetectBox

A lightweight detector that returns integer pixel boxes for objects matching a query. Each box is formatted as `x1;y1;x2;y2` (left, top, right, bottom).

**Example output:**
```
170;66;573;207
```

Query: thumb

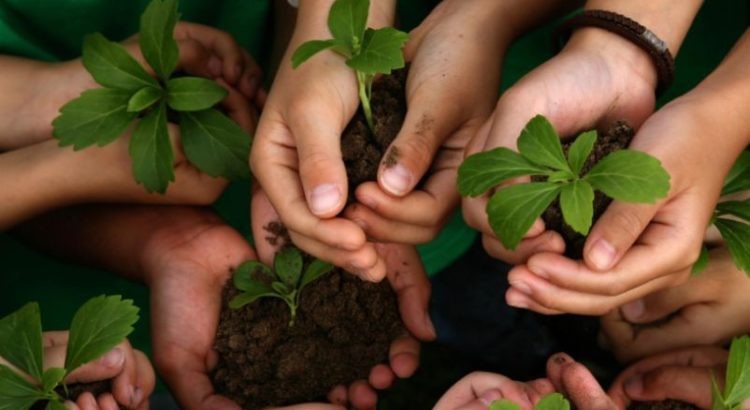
559;362;617;410
623;366;713;409
584;201;659;271
620;275;713;324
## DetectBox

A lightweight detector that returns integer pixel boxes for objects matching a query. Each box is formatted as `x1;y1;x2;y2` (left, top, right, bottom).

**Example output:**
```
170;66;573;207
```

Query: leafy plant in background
692;151;750;276
457;115;671;250
291;0;408;131
230;247;334;326
490;392;570;410
52;0;250;194
711;335;750;410
0;295;139;409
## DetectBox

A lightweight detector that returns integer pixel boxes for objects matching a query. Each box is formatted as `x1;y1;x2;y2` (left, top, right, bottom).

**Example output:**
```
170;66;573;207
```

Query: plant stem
356;71;375;132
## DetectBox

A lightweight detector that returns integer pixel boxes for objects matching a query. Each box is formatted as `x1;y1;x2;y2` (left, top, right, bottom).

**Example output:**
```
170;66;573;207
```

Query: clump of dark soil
212;263;403;409
538;121;634;258
629;400;699;410
341;68;408;199
30;380;115;409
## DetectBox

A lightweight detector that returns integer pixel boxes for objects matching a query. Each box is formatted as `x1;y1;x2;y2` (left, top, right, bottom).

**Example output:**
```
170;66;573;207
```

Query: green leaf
228;284;278;309
584;150;670;203
274;248;304;288
271;281;290;295
127;86;162;112
714;218;750;275
535;393;570;410
487;182;561;250
65;295;139;374
560;180;595;235
489;399;521;410
716;200;750;223
692;245;709;275
291;39;339;68
82;33;158;91
725;336;750;405
166;77;227;112
179;109;251;180
567;130;597;176
46;401;68;410
139;0;179;80
548;170;574;184
457;148;549;197
328;0;369;49
517;115;569;172
0;303;43;380
0;364;44;410
346;27;408;75
53;88;137;149
129;102;174;194
233;260;273;291
41;368;65;393
722;151;750;196
300;259;334;291
712;371;730;410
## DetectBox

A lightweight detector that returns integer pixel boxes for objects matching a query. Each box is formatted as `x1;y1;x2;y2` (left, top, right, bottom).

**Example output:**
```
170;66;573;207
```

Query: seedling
457;115;671;250
490;392;570;410
291;0;408;131
711;335;750;410
692;151;750;276
0;295;139;409
229;247;334;326
52;0;250;194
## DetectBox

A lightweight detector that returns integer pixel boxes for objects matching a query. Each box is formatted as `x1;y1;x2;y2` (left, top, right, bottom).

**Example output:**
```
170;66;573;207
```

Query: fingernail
528;261;549;279
381;164;412;196
589;239;616;270
310;184;341;215
511;281;532;296
99;348;124;368
425;315;437;339
208;56;222;77
132;387;143;406
624;375;643;396
507;292;529;309
622;299;645;320
552;353;569;365
479;389;503;406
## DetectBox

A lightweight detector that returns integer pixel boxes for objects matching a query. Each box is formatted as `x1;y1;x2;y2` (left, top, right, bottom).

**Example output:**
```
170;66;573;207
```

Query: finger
379;243;436;340
64;400;80;410
76;392;99;410
623;366;714;409
505;286;564;315
63;346;125;384
388;335;421;379
526;379;556;400
545;352;575;393
97;393;119;410
174;22;245;84
345;203;439;244
215;78;256;135
111;340;139;408
482;231;565;265
558;361;616;410
454;390;510;410
289;230;386;282
347;380;377;410
43;331;70;348
130;350;155;408
238;50;263;100
327;385;348;407
251;185;285;265
435;372;534;410
368;364;395;390
619;274;717;324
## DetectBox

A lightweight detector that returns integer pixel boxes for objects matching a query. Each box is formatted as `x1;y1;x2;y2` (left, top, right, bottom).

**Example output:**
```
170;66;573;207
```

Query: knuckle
398;133;436;171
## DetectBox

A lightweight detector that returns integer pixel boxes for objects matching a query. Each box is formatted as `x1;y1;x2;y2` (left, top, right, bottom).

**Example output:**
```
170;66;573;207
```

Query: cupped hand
608;346;729;409
601;246;750;362
343;0;504;244
463;27;657;265
434;371;555;410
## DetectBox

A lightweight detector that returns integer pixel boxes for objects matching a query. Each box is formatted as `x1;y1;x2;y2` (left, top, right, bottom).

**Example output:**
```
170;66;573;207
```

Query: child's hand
601;247;750;363
434;371;555;410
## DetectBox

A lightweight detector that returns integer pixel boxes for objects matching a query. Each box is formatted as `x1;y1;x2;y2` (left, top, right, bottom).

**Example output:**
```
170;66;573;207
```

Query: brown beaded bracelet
553;9;676;96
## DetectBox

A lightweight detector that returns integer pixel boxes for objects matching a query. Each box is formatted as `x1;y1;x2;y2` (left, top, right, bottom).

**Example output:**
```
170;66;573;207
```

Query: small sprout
291;0;408;131
52;0;251;194
0;296;139;409
490;392;570;410
457;114;671;250
711;335;750;410
229;248;335;326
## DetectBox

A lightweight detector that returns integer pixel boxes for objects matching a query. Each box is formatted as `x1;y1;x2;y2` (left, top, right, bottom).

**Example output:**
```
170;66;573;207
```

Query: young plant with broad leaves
490;392;570;410
0;295;139;410
457;115;671;250
52;0;250;194
693;151;750;276
230;247;334;326
711;335;750;410
290;0;408;131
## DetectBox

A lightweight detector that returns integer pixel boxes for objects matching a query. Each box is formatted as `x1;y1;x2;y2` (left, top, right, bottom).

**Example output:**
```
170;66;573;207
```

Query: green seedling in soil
490;392;570;410
52;0;250;194
229;247;334;326
290;0;408;131
711;335;750;410
692;151;750;276
457;115;671;250
0;295;139;409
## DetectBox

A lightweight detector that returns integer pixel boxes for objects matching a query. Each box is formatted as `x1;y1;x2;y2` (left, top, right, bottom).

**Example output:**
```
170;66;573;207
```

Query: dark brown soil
30;380;116;409
629;400;699;410
212;262;404;409
341;68;408;199
537;121;634;258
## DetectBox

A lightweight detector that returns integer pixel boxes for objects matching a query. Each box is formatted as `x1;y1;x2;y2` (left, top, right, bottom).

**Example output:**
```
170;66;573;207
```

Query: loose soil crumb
212;265;404;409
537;121;634;258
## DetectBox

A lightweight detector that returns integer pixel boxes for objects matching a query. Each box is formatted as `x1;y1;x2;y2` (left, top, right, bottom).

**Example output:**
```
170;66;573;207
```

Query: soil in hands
212;258;404;409
212;70;409;409
629;400;699;410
